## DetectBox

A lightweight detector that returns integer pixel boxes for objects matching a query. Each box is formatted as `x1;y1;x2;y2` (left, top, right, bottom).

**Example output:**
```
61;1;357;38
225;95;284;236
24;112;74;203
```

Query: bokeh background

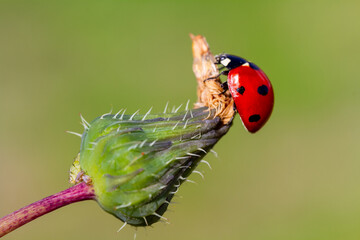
0;1;359;239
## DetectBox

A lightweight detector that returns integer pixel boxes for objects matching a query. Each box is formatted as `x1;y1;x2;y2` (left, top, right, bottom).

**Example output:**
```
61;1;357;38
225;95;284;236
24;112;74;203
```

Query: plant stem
0;182;95;238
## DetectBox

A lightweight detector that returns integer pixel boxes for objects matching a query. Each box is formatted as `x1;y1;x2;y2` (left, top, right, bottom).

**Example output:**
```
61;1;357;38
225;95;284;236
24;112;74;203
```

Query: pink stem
0;182;95;238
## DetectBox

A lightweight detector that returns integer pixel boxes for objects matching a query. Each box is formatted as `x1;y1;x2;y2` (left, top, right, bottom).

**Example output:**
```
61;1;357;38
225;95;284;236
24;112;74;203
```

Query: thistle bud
72;106;232;226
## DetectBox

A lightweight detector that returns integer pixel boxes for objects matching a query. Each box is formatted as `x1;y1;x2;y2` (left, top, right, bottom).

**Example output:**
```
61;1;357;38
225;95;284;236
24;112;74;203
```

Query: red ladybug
214;54;274;133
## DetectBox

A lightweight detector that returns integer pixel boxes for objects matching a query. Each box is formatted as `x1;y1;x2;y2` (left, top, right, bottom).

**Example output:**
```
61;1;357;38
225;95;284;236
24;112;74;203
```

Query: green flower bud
72;106;232;226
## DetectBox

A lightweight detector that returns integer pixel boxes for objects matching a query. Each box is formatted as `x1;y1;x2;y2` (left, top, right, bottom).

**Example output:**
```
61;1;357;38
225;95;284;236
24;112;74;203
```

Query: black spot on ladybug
257;85;268;96
249;62;260;70
236;86;245;95
249;114;261;122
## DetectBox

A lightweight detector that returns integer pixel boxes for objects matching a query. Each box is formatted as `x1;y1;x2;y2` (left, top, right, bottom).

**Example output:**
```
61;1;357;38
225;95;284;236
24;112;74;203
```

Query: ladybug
213;54;274;133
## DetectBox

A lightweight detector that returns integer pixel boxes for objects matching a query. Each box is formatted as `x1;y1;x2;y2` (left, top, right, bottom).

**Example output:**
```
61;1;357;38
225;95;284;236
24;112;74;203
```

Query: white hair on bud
182;110;188;121
193;170;205;179
172;121;180;130
80;114;90;128
200;160;212;170
129;109;140;120
142;107;152;121
139;139;147;148
197;148;207;154
174;104;183;113
185;99;190;111
113;109;124;119
163;101;169;113
152;212;167;221
66;131;82;137
210;149;218;158
186;152;201;157
117;222;127;232
183;119;189;129
120;108;127;120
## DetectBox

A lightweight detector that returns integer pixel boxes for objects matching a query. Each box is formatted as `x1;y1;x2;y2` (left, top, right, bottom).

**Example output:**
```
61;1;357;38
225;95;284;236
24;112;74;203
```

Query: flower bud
71;106;232;226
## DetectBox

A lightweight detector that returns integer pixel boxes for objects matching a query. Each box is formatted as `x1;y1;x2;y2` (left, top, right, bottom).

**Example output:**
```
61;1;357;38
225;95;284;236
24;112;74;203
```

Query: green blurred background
0;0;359;239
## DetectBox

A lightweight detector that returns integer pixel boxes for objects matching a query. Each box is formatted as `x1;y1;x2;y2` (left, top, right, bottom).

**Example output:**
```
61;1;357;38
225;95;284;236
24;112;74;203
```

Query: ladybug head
214;54;231;66
215;54;248;70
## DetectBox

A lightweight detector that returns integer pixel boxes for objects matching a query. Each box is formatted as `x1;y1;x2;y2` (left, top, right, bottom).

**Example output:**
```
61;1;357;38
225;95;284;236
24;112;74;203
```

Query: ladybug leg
203;70;229;82
217;66;226;71
232;102;237;112
219;81;228;95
